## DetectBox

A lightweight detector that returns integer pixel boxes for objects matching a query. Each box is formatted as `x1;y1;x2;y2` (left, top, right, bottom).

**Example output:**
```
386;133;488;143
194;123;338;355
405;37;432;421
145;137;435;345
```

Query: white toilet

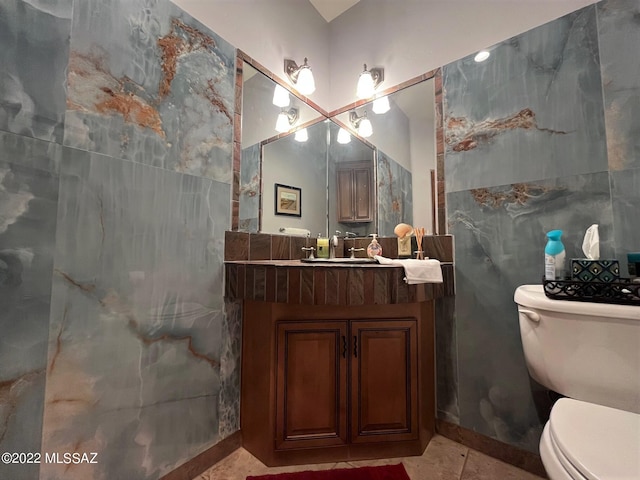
514;284;640;480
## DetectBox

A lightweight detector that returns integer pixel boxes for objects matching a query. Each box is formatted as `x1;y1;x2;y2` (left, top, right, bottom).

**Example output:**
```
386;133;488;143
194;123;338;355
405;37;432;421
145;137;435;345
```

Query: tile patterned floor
194;435;546;480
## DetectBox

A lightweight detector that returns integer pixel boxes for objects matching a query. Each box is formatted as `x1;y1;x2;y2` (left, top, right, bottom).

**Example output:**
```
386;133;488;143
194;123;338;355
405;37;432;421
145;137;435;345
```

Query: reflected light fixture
284;57;316;95
372;96;390;114
350;110;373;138
275;107;298;133
272;84;290;107
474;50;490;62
356;64;384;99
294;128;308;142
337;128;351;144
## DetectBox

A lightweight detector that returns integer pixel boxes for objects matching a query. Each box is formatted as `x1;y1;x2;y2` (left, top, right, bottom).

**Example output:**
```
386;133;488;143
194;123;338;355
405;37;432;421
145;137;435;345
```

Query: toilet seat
542;398;640;480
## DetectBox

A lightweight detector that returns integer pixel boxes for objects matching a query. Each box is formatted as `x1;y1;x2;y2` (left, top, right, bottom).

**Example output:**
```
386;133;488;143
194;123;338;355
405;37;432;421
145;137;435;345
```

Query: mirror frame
232;49;447;235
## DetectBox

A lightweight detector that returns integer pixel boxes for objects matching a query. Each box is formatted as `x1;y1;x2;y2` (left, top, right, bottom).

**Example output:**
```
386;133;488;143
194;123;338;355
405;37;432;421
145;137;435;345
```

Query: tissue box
571;259;620;282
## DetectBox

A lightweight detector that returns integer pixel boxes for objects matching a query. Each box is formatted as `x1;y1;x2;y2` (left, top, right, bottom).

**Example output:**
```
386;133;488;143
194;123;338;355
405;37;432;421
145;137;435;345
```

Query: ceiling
308;0;361;22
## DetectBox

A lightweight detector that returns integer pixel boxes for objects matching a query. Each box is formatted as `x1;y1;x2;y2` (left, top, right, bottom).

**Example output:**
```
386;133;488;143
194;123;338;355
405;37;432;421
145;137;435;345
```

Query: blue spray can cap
545;230;564;255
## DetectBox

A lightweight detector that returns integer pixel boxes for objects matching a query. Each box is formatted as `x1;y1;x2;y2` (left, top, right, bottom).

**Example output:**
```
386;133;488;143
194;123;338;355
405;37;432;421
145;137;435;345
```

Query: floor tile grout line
459;446;471;479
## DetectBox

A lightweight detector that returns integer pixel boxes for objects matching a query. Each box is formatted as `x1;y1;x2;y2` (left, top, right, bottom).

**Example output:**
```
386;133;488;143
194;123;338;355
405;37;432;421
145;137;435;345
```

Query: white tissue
582;224;600;260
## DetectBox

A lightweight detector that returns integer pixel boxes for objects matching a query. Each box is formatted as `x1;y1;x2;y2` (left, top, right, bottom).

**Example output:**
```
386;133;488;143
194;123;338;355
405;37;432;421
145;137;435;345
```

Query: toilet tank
514;284;640;414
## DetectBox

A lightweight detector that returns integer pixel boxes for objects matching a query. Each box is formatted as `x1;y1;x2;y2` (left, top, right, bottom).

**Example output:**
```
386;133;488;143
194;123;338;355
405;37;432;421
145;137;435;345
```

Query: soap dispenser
366;234;383;258
316;233;329;259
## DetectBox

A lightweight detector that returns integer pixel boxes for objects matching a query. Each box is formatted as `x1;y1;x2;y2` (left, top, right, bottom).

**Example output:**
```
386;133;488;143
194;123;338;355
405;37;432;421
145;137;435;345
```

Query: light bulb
358;118;373;137
372;96;390;114
272;84;290;107
337;128;351;144
474;50;490;62
356;71;375;99
275;112;290;133
296;67;315;95
294;128;308;142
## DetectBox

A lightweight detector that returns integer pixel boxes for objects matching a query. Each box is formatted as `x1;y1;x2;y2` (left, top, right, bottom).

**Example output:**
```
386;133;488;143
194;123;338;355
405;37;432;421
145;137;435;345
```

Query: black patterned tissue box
571;259;620;282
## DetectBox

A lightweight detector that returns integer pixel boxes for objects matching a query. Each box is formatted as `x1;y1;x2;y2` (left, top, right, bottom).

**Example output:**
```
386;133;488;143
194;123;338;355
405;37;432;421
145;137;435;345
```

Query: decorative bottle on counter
545;230;566;280
367;234;383;258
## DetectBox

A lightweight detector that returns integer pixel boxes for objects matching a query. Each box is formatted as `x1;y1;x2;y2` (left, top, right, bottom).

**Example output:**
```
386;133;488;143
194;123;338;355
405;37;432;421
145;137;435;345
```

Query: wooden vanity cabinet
336;161;373;223
276;319;418;450
242;301;434;467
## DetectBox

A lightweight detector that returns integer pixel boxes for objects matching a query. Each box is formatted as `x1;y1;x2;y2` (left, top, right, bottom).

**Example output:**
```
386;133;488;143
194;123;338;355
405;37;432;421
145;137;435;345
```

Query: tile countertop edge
224;260;455;267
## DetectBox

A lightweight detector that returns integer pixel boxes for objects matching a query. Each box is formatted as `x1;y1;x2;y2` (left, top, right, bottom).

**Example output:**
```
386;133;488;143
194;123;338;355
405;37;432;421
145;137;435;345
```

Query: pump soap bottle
316;233;329;259
545;229;566;280
367;234;383;258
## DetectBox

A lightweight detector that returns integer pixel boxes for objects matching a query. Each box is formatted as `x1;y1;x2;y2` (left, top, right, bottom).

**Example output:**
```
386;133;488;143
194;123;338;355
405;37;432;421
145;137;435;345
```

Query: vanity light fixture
356;64;384;99
474;50;490;62
275;107;298;133
294;128;308;142
284;58;316;95
350;110;373;138
337;127;351;144
272;84;290;107
372;96;390;114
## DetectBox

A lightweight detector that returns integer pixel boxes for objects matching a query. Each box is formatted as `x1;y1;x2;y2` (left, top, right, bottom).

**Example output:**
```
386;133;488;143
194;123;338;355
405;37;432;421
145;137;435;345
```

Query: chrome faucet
343;232;359;258
330;230;343;258
302;232;315;259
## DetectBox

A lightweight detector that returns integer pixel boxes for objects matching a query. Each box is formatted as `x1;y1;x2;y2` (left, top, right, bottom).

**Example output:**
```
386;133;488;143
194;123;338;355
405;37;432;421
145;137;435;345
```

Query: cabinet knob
353;335;358;358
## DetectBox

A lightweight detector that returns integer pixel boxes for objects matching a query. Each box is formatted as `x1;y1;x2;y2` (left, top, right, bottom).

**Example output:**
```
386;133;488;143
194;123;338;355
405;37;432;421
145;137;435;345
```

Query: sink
301;257;377;264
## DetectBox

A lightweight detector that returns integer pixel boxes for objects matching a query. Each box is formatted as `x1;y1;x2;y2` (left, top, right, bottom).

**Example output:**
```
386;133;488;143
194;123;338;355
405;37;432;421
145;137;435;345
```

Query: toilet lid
549;398;640;480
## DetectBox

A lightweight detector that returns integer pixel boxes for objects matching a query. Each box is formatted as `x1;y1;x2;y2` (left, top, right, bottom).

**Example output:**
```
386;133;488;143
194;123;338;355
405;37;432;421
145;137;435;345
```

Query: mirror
238;58;437;237
333;78;436;237
239;62;326;233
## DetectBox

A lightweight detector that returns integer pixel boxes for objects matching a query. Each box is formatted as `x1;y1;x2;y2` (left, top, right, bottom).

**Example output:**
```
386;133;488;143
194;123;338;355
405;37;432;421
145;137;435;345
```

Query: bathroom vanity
225;259;446;466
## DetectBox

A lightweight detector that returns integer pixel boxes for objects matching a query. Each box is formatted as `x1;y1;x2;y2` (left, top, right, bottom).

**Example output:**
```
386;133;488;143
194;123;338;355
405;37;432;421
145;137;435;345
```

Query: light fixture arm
349;110;366;129
282;107;299;125
364;64;384;90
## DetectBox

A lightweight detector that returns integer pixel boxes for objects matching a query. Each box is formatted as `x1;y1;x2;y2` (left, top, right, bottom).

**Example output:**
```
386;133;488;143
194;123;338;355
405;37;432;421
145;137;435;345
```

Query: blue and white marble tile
610;167;640;264
435;296;459;424
239;144;260;232
63;0;236;182
447;171;614;452
377;150;413;237
597;0;640;171
443;5;607;193
219;300;243;439
0;132;60;480
40;151;230;480
0;0;72;143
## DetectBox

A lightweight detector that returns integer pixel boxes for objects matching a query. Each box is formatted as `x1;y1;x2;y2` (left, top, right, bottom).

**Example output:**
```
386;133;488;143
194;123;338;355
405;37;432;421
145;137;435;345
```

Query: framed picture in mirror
275;183;302;217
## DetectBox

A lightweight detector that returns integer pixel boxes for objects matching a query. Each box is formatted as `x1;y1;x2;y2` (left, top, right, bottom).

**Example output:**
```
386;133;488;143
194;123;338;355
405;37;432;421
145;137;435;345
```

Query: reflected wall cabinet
336;161;374;223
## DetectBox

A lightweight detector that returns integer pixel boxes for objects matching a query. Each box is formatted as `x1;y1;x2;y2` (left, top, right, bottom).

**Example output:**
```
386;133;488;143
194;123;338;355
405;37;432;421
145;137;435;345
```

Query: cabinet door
336;161;373;223
276;321;348;450
350;320;419;443
353;167;373;222
337;169;355;222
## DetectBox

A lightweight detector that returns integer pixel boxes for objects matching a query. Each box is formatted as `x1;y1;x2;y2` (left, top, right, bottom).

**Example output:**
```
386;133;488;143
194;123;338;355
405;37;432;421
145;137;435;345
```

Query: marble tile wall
239;144;260;232
598;0;640;261
0;1;236;479
442;0;639;453
0;1;73;143
377;150;413;237
0;132;62;480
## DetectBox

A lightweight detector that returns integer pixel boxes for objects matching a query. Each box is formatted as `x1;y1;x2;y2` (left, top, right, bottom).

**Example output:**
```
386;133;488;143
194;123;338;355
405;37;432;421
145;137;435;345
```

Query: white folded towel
279;227;311;237
374;255;443;284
